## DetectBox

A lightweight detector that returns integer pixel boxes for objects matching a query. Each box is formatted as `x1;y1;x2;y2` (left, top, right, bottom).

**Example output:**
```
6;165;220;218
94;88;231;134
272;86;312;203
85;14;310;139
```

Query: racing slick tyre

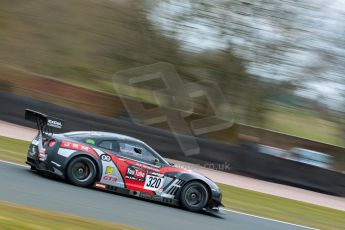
66;156;97;187
180;181;209;212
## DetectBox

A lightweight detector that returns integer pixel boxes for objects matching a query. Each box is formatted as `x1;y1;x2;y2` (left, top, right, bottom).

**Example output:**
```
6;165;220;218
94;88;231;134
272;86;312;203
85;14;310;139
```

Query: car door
96;140;128;188
117;141;165;194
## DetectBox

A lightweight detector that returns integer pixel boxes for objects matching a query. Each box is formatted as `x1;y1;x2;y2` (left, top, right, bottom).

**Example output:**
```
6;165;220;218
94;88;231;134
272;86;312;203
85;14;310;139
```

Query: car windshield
140;142;170;165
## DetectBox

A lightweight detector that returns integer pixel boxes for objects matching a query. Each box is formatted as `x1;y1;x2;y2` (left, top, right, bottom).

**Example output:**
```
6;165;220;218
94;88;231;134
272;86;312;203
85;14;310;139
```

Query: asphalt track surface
0;161;314;230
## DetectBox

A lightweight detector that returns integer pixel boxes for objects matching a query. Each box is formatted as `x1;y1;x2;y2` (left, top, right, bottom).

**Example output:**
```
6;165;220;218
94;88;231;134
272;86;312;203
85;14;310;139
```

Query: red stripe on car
61;141;99;158
107;152;155;195
159;166;188;174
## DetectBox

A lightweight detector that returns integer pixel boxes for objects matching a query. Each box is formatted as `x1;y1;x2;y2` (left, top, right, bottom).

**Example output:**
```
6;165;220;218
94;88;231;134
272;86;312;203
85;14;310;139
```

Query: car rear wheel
180;181;209;212
66;156;97;187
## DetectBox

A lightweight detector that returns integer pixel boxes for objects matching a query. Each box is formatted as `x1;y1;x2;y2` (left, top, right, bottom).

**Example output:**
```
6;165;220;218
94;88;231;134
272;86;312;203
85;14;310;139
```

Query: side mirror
168;162;175;166
153;158;160;165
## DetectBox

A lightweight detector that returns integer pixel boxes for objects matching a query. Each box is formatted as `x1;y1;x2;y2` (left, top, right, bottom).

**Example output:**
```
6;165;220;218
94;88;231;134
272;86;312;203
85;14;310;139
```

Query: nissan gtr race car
25;109;223;212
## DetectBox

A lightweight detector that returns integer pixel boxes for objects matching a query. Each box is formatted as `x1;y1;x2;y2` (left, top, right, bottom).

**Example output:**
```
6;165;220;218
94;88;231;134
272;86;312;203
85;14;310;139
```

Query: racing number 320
144;175;164;191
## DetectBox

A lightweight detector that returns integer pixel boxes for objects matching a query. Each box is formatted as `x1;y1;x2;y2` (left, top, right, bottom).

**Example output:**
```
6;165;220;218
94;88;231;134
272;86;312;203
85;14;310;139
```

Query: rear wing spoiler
25;109;64;135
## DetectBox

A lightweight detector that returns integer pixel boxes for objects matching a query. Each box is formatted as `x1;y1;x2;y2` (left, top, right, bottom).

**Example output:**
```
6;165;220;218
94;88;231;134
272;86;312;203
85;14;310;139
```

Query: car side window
118;142;157;164
98;140;119;152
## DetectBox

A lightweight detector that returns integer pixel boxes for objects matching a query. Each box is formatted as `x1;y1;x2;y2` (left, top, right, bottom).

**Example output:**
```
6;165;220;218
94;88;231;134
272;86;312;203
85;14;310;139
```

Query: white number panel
144;175;165;191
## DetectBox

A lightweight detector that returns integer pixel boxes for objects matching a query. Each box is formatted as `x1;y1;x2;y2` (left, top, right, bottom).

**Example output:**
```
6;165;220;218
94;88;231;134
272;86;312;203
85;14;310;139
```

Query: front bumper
207;188;223;209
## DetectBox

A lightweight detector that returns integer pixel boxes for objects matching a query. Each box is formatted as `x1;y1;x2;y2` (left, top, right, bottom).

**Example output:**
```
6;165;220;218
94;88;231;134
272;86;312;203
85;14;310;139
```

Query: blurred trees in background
0;0;343;146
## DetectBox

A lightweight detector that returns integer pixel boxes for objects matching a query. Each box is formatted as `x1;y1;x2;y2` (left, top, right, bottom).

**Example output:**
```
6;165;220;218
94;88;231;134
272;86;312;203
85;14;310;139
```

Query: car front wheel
180;181;209;212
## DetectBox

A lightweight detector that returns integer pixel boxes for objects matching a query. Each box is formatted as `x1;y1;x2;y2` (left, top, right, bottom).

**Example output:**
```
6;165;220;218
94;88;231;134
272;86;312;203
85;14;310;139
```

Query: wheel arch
175;174;213;204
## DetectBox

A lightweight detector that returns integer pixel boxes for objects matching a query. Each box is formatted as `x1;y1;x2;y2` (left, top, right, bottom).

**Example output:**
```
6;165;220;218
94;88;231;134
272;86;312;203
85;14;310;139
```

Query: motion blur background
0;0;344;170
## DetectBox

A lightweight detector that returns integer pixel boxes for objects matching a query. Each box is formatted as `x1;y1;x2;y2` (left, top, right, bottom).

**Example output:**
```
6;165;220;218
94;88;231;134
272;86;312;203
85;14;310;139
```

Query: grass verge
0;201;139;230
0;135;344;229
0;135;28;164
264;104;343;146
218;184;345;230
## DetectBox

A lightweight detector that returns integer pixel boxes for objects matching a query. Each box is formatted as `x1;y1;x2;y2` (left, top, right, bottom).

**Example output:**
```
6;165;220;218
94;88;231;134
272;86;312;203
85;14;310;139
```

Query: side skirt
93;183;180;206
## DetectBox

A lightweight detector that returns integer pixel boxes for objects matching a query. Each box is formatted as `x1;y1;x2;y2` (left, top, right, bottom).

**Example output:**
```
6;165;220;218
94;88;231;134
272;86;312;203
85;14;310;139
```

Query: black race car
25;109;222;212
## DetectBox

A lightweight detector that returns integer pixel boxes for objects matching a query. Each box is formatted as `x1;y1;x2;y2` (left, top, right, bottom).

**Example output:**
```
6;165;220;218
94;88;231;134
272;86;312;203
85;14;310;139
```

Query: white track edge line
0;159;318;229
0;159;29;168
220;208;318;230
